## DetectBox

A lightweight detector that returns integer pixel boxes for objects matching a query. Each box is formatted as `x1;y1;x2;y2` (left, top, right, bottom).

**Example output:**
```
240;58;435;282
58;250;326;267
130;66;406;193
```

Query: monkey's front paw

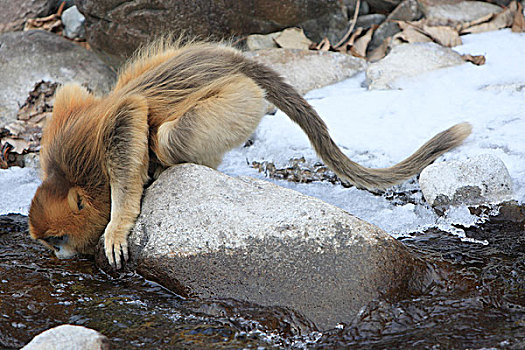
104;230;129;270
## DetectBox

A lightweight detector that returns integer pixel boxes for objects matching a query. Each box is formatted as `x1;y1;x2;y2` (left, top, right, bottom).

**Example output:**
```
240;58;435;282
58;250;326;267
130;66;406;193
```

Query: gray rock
356;14;387;30
419;154;514;209
245;49;367;95
62;5;86;39
369;0;423;52
124;164;431;330
369;21;401;53
420;0;503;26
22;325;110;350
343;0;371;16
246;32;280;51
0;0;54;34
0;30;115;128
367;0;403;13
365;42;464;90
76;0;348;67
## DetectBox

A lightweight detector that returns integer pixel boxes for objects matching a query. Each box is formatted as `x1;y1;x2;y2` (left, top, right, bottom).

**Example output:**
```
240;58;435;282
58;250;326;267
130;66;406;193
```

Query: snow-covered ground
2;29;524;239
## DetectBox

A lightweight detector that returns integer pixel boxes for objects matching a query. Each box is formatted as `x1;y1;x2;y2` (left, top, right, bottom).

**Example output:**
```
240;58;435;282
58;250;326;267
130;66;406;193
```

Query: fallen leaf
512;1;525;32
274;28;313;50
423;25;462;47
350;27;374;59
393;23;432;45
462;54;486;65
24;14;62;33
461;3;516;34
315;37;331;51
2;138;30;154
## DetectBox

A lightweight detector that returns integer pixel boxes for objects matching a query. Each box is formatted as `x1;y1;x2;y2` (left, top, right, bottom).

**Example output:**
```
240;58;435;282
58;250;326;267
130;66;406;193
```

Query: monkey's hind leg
155;75;267;169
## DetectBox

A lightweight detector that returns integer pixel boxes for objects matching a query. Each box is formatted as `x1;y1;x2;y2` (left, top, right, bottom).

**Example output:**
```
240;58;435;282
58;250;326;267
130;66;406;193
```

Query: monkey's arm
103;94;149;269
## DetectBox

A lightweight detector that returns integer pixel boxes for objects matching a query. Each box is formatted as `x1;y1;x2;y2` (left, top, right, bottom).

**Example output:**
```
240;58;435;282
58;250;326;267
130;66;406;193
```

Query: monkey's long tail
239;59;472;190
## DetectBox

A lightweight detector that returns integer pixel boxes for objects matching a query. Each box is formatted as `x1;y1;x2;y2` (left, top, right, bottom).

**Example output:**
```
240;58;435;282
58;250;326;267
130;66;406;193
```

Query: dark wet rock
419;154;514;209
245;49;366;95
0;0;55;34
0;30;115;128
114;164;432;330
369;0;423;52
356;14;387;30
76;0;349;67
21;325;110;350
367;0;403;13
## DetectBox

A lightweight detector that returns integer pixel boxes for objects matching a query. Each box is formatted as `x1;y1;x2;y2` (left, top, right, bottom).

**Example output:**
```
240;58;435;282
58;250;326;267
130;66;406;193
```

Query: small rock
22;325;110;350
367;0;403;13
273;28;313;50
420;0;503;26
365;42;464;89
245;49;366;95
121;164;432;330
61;5;86;39
246;32;280;51
419;154;514;209
369;21;401;53
356;14;387;30
369;0;423;52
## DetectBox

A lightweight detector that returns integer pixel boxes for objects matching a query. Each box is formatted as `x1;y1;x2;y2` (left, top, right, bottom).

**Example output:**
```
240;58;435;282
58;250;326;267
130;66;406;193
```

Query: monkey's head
29;179;110;259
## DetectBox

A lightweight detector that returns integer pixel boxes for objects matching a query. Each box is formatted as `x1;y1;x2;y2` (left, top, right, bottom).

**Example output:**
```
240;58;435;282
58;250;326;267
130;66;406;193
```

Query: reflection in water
1;205;524;349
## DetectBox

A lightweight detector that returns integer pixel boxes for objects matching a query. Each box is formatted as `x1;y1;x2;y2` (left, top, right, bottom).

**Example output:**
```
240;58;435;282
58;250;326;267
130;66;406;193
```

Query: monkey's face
29;181;110;259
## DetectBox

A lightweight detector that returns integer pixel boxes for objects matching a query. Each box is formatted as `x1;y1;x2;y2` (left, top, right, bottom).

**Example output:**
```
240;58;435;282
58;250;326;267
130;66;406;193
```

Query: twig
334;0;361;49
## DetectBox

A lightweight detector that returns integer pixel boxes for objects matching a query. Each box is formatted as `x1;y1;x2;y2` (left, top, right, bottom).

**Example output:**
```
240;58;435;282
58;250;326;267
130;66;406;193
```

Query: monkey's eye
42;235;68;250
77;196;84;210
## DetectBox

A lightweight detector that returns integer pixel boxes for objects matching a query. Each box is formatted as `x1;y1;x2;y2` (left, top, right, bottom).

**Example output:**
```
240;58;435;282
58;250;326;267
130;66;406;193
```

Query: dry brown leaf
2;138;30;154
512;1;525;32
456;13;495;33
315;37;331;51
461;3;516;34
274;28;313;50
423;25;462;47
350;27;374;59
24;14;62;32
462;54;486;66
393;25;432;45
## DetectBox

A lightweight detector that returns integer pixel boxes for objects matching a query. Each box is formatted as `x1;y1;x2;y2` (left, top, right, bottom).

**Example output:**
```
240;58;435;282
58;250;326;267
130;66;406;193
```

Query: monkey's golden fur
29;40;472;268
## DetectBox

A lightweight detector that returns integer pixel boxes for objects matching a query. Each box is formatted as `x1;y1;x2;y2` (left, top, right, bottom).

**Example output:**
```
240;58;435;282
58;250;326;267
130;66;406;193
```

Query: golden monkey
28;40;472;269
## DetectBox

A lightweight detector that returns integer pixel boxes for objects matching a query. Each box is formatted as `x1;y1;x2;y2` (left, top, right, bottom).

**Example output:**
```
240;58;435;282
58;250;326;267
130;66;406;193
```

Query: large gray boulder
22;325;109;350
76;0;349;67
245;49;367;95
122;164;431;330
365;42;465;89
0;30;115;128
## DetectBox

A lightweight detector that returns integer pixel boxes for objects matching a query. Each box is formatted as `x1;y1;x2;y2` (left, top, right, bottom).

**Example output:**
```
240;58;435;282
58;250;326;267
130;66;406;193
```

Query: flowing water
0;204;524;349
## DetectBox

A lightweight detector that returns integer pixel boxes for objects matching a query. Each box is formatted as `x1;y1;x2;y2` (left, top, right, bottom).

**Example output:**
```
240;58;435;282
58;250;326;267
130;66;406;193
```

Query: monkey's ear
67;187;85;212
